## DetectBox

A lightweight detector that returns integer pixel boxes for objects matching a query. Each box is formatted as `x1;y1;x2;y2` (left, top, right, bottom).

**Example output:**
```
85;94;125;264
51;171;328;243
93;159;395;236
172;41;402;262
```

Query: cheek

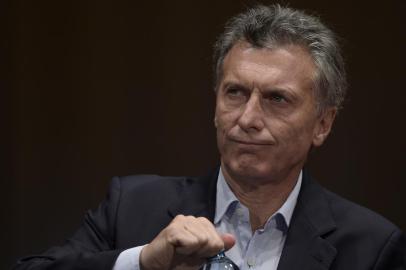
216;118;231;151
215;107;239;133
215;111;239;154
267;116;316;147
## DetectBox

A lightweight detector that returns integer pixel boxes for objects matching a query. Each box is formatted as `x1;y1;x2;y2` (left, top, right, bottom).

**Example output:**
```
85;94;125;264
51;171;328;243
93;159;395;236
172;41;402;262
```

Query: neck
221;165;300;231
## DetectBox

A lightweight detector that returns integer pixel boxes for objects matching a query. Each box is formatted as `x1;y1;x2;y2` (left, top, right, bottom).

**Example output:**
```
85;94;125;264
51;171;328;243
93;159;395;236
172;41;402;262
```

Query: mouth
229;137;273;146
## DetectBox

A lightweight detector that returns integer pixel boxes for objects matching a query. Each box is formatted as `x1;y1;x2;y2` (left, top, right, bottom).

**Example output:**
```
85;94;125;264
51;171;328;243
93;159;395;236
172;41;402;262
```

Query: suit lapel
277;170;337;270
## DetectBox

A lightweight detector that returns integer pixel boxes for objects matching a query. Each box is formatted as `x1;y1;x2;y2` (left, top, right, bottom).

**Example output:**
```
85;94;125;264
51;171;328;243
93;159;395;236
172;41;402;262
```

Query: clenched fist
140;215;235;270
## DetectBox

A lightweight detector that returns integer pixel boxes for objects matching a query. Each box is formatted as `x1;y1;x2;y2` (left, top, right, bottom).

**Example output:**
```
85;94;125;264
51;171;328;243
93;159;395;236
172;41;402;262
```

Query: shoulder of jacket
111;174;199;194
322;188;401;235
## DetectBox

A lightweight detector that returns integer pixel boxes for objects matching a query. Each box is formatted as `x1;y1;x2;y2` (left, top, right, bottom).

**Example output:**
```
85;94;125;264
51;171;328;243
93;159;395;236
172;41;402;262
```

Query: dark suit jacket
14;169;405;270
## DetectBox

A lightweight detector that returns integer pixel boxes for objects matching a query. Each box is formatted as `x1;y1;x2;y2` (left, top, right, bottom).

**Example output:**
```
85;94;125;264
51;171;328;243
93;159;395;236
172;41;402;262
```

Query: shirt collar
214;168;302;229
214;168;239;224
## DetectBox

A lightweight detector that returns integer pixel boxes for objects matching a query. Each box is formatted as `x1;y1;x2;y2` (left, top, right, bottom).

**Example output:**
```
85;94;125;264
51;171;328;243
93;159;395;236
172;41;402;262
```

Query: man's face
215;42;336;184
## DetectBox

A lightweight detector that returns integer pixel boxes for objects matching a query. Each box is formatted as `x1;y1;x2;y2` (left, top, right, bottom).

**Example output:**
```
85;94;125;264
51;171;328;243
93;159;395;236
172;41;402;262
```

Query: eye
222;86;248;106
226;87;244;96
269;93;286;103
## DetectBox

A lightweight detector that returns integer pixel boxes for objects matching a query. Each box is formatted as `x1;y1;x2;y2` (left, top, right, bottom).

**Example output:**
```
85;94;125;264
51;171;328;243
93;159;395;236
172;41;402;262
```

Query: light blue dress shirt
215;169;302;270
113;170;302;270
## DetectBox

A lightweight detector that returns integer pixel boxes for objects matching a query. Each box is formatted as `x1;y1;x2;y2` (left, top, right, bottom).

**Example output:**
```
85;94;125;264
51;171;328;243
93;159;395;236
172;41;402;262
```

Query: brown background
1;0;405;268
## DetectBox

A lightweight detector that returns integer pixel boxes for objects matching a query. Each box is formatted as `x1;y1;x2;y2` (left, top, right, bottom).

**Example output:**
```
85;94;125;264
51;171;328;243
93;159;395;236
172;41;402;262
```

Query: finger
168;216;229;259
182;216;224;257
168;216;214;256
140;215;222;270
168;227;202;255
174;216;213;255
191;217;224;257
173;216;223;258
221;233;236;251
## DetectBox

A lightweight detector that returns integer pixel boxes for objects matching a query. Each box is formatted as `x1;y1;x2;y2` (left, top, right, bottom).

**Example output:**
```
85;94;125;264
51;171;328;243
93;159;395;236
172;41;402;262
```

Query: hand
139;215;235;270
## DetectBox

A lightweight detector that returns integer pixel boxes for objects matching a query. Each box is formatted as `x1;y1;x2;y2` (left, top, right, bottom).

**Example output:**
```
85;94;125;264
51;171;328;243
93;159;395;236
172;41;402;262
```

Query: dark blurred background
1;0;405;268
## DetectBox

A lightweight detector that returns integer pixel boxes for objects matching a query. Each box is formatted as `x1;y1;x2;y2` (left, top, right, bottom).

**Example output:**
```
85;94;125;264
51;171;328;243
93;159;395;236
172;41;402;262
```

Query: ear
214;116;218;128
312;107;337;147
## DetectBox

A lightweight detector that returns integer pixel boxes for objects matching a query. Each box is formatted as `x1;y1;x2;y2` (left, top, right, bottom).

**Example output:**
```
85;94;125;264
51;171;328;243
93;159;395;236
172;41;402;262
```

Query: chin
226;157;273;181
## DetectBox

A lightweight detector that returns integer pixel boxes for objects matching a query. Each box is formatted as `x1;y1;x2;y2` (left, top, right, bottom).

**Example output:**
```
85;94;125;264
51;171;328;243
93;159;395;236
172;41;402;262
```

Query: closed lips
229;137;273;145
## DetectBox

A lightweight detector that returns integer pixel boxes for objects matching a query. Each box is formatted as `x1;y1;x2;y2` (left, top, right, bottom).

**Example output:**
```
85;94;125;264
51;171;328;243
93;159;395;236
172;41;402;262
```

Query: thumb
221;233;236;251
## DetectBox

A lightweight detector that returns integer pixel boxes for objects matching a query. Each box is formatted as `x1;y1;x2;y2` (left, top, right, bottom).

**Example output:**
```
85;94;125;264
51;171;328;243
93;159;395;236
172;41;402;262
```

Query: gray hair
213;4;347;112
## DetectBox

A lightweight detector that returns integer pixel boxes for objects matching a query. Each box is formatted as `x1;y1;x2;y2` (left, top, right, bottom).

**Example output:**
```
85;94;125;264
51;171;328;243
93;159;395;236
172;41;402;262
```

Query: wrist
139;244;163;270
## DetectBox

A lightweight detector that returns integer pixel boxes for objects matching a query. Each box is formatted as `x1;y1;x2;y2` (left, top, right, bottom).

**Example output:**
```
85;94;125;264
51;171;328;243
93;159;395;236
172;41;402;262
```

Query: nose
237;93;265;132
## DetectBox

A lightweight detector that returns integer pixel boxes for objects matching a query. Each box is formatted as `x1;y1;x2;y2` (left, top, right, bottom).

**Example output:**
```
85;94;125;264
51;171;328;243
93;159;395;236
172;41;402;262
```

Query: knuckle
191;237;200;246
167;233;177;244
196;216;210;223
173;214;185;221
184;215;196;222
198;235;209;245
165;228;178;242
166;222;178;233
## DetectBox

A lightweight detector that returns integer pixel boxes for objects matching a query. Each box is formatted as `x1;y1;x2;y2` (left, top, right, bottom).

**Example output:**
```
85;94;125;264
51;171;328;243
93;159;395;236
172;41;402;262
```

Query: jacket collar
277;169;337;270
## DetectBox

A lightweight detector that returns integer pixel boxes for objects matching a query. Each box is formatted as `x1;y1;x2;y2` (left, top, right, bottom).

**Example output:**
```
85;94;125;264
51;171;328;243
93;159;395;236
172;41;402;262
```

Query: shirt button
247;257;256;268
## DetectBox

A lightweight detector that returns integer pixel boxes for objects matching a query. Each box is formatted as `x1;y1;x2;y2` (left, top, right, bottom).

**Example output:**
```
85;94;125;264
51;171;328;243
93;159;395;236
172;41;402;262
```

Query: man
14;4;405;270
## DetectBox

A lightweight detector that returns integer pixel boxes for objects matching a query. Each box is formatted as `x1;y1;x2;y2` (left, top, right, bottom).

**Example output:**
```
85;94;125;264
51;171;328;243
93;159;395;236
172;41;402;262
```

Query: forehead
220;42;316;92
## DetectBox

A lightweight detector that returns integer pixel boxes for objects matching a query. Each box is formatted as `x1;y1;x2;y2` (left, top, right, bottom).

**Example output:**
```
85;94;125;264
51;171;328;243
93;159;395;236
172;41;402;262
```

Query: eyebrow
222;80;298;100
222;80;249;89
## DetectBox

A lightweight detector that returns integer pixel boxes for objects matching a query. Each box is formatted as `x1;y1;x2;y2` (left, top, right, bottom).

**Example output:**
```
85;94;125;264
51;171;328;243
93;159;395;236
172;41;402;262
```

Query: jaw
219;140;308;187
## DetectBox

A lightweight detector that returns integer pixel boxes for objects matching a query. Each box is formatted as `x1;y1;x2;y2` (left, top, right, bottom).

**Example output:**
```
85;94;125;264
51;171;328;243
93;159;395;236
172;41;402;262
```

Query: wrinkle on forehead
221;41;317;95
